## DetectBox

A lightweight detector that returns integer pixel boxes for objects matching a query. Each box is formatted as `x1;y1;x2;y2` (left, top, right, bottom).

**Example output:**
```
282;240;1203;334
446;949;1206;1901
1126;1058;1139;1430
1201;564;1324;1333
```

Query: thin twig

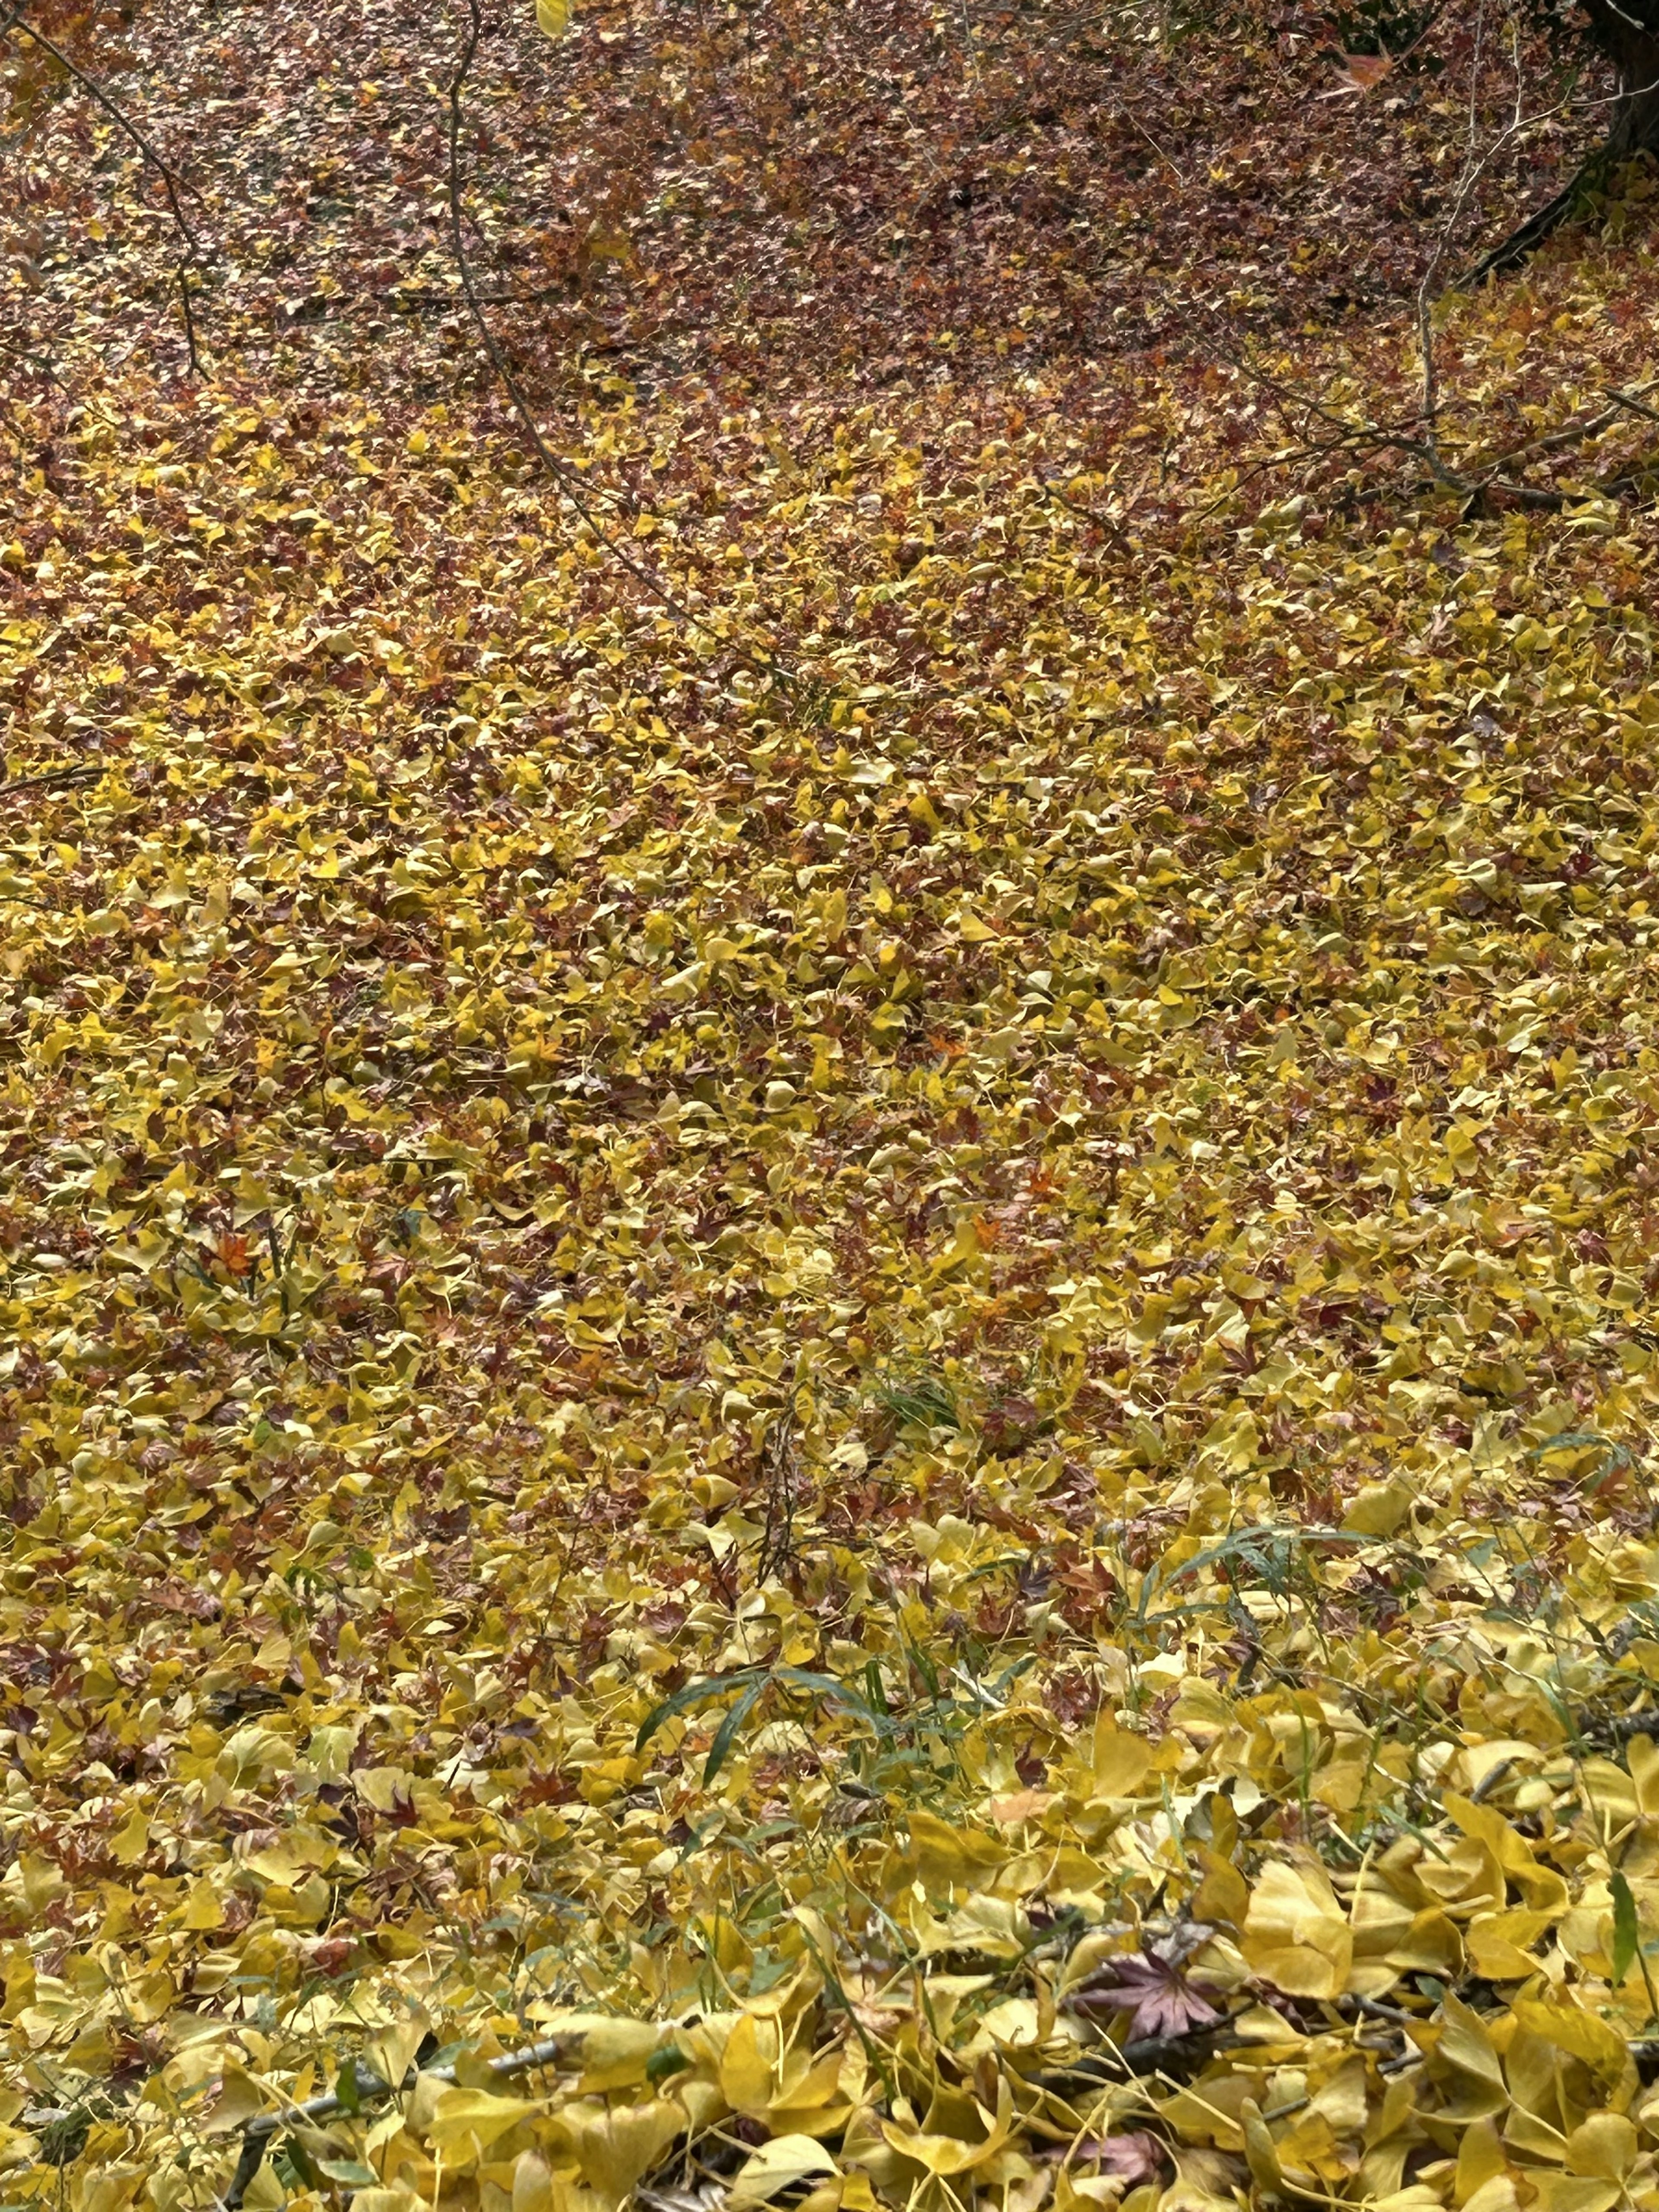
1471;379;1657;475
178;266;200;375
445;0;708;632
1124;106;1185;181
1414;0;1487;445
957;0;983;91
0;2;207;370
0;333;67;388
1456;64;1659;286
0;7;200;242
1205;335;1659;519
756;1413;800;1583
1037;479;1135;547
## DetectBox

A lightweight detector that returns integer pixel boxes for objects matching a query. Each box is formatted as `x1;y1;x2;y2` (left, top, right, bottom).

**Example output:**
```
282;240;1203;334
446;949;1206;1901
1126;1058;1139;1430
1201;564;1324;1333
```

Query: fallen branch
1201;343;1659;521
0;766;102;798
0;333;67;388
1468;381;1659;478
218;2031;569;2209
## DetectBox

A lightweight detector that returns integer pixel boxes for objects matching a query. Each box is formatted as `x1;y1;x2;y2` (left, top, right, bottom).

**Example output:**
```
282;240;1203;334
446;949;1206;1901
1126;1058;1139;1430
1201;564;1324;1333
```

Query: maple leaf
1064;1932;1224;2042
1079;2134;1170;2188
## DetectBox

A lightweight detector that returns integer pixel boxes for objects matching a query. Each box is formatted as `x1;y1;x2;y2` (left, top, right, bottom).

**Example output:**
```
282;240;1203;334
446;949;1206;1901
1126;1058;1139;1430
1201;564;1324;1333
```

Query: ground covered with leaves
9;0;1659;2204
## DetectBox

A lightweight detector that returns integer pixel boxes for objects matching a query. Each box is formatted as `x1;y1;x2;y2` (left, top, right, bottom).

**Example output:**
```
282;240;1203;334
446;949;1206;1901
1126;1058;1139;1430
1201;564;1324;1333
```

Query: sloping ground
9;0;1659;2203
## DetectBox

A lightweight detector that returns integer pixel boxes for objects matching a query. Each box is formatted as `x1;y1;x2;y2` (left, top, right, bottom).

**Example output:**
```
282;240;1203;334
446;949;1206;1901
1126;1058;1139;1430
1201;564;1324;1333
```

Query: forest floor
7;0;1659;2202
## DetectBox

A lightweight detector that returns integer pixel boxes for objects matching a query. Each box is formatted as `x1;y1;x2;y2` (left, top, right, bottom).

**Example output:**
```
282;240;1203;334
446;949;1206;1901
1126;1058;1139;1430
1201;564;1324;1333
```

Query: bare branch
0;6;200;246
216;2031;572;2210
0;1;207;369
445;0;706;631
0;766;102;798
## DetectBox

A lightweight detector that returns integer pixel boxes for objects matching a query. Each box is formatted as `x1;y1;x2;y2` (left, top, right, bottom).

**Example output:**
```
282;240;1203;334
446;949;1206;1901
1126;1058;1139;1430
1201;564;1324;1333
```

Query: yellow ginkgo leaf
1567;2115;1640;2183
720;2009;783;2113
1239;1855;1352;1999
425;2085;542;2162
536;0;571;37
882;2081;1012;2176
728;2134;840;2209
1512;1997;1630;2084
571;2099;683;2205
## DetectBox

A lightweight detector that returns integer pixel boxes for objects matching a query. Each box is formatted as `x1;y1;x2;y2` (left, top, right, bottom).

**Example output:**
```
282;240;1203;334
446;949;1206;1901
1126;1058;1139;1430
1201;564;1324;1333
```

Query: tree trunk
1583;0;1659;157
1462;0;1659;282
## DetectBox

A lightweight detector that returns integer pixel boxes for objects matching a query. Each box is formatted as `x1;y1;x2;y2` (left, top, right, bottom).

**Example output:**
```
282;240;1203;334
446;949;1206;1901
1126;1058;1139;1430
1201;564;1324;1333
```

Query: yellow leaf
425;2085;541;2161
1082;1714;1154;1803
1455;2118;1506;2206
1465;1906;1558;1980
1444;1795;1567;1909
1523;2181;1621;2212
537;0;571;37
567;2015;665;2089
721;2010;781;2113
1438;1993;1506;2086
767;2041;861;2133
181;1878;224;1931
882;2080;1012;2175
1512;1998;1630;2085
365;2017;429;2099
903;1808;1007;1891
1459;2178;1523;2212
1429;1995;1510;2124
1239;1855;1352;1998
572;2098;683;2205
243;1828;334;1885
1627;1732;1659;1816
1340;1476;1414;1536
514;2151;555;2212
1239;2100;1284;2194
1192;1846;1249;1931
110;1810;150;1867
728;2135;840;2209
1567;2115;1638;2182
12;1854;64;1913
204;2063;270;2136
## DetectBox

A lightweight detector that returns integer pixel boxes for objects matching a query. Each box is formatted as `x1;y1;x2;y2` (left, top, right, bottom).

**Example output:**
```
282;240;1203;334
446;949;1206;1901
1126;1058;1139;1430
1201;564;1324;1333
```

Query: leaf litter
8;0;1659;2200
